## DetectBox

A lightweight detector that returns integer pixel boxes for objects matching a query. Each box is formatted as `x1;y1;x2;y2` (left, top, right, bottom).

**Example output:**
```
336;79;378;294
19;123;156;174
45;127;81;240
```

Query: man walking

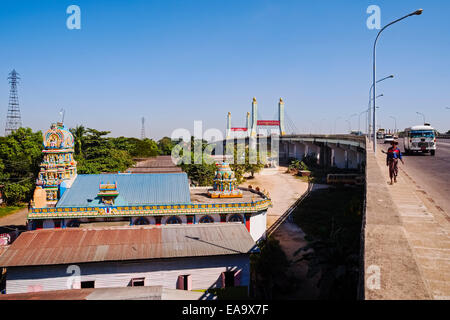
386;141;404;184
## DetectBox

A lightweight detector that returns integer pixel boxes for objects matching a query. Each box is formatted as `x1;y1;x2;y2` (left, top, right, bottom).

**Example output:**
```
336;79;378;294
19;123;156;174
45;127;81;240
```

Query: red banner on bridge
257;120;280;126
231;127;248;131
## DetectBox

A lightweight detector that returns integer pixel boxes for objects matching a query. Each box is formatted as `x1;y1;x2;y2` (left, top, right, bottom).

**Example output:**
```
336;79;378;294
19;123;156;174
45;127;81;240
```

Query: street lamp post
334;116;341;134
347;113;357;133
368;76;393;140
367;94;383;135
372;9;423;153
390;116;397;133
416;112;426;124
359;110;368;134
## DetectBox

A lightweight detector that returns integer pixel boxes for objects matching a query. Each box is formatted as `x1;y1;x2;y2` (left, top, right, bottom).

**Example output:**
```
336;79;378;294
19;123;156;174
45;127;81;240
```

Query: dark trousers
388;158;398;179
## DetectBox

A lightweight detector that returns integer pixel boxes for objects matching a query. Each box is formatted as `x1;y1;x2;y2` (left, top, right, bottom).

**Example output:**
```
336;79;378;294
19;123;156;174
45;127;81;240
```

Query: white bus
403;124;437;156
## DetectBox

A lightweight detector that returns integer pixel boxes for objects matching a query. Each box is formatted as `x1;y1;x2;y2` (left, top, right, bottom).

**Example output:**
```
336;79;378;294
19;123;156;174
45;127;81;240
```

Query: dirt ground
241;166;320;299
0;207;28;228
241;166;308;227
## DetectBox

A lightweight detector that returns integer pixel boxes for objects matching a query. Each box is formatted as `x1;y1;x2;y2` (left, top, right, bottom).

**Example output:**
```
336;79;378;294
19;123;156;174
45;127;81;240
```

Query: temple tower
33;122;77;208
208;162;243;198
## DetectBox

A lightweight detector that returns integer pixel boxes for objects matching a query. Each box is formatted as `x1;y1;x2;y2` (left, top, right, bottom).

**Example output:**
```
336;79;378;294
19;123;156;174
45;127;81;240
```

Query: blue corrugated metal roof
56;173;191;207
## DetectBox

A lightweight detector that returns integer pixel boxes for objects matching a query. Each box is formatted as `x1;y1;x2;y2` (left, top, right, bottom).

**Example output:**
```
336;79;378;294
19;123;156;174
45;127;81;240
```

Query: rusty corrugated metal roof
127;156;182;174
0;224;256;267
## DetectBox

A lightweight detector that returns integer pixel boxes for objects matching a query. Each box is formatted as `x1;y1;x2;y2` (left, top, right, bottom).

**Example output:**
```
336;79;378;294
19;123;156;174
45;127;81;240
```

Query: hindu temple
28;122;271;241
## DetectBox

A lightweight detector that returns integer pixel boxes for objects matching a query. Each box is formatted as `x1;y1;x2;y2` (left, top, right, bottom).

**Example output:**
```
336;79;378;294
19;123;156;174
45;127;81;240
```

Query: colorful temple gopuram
208;162;243;198
28;122;272;241
32;122;77;208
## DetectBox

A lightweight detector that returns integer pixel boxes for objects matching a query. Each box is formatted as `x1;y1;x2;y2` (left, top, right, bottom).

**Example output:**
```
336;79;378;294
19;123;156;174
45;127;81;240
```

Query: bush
2;182;33;205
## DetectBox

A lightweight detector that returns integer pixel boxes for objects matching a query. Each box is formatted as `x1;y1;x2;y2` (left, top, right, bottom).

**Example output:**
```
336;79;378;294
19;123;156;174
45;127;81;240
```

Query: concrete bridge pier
318;143;332;169
304;142;320;165
294;142;307;160
281;141;309;161
330;145;347;168
346;147;359;169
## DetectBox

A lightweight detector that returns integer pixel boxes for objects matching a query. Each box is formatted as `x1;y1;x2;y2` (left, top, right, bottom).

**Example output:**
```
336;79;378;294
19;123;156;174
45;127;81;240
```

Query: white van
403;124;437;156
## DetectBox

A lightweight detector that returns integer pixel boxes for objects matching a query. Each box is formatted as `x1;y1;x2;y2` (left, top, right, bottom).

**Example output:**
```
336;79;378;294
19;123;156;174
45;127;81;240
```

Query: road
378;138;450;216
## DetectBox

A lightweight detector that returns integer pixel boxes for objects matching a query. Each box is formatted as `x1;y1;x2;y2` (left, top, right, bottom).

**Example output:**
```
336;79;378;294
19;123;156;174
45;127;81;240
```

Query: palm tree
70;125;86;156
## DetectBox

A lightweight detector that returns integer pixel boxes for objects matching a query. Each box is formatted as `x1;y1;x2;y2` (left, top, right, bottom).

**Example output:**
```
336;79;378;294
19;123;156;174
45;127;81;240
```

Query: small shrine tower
33;122;77;207
208;162;243;198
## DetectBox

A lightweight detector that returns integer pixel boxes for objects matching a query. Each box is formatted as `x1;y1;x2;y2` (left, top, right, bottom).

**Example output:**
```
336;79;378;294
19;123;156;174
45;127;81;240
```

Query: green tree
131;138;160;157
110;137;160;158
0;127;43;205
179;139;216;186
244;147;265;178
158;137;176;155
75;128;134;174
69;125;86;156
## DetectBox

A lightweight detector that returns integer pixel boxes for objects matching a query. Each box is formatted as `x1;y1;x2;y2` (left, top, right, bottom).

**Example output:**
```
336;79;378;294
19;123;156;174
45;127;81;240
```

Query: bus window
410;130;434;138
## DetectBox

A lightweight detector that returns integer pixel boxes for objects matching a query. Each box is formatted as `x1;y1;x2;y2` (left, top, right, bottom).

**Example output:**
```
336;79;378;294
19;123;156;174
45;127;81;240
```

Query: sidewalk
364;143;450;299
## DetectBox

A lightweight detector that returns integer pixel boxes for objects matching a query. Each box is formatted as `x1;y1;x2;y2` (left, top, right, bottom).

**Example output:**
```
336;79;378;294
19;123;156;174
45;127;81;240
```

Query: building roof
56;173;191;208
0;286;206;300
126;156;182;174
0;224;256;267
190;187;265;204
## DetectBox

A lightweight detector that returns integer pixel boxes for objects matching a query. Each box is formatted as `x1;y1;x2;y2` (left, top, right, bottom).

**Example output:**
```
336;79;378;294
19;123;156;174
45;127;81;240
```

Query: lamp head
414;9;423;15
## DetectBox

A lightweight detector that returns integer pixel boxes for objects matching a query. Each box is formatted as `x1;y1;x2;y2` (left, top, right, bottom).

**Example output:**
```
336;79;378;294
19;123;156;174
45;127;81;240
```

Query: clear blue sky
1;0;449;139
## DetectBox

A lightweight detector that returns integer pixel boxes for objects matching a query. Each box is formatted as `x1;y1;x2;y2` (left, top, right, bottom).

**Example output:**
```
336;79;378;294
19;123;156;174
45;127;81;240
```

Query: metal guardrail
282;134;366;142
437;135;450;139
266;181;313;237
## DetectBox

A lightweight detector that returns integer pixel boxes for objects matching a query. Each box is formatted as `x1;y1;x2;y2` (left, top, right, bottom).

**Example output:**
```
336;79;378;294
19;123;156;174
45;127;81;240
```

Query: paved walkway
364;143;450;299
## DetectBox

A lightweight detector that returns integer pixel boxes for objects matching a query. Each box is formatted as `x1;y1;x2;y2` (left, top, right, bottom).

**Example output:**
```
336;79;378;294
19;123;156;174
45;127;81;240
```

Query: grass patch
0;204;27;218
